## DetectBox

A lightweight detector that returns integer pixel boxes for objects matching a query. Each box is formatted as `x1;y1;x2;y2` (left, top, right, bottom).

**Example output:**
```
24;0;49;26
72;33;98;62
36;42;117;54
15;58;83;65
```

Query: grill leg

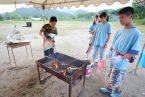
30;44;34;61
69;83;72;97
83;75;86;87
7;46;12;66
11;48;16;66
37;64;41;84
83;64;87;87
26;46;28;59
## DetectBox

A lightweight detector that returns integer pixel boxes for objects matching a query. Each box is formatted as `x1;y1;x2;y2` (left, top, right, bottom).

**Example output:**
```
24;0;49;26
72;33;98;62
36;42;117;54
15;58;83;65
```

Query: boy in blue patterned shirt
100;7;141;97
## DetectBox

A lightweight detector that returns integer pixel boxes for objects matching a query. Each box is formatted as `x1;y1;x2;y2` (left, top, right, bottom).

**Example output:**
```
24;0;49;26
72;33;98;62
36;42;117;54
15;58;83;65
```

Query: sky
0;0;133;13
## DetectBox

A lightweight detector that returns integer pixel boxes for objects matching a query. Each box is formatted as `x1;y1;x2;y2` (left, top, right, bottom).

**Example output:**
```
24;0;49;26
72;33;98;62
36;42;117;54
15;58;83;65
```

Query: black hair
100;12;109;21
93;15;99;25
49;16;57;22
118;7;134;17
95;15;99;18
100;12;108;18
107;16;109;22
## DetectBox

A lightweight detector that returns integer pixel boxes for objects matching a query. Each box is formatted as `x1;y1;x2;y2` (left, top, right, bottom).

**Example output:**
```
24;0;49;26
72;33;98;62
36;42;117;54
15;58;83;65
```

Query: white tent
0;0;130;8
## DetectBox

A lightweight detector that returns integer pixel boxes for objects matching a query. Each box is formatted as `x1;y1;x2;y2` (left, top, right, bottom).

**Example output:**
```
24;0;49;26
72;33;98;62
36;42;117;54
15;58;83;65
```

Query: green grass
0;33;6;41
135;24;145;33
0;20;144;41
0;20;91;24
0;20;45;24
111;21;145;33
134;19;145;33
57;20;91;35
111;21;122;30
134;19;145;25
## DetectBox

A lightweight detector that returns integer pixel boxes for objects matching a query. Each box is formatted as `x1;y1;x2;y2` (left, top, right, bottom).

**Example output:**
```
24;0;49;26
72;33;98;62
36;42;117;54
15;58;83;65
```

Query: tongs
67;67;82;71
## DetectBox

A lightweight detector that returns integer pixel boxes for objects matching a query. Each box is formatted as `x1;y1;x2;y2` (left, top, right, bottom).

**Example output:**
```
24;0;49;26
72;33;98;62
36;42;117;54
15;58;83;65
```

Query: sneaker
110;91;122;97
90;62;95;68
85;54;88;60
95;58;99;63
100;87;112;94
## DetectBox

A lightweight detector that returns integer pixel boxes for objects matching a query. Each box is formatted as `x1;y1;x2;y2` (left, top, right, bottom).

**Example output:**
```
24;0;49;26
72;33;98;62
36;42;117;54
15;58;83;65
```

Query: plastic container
86;64;92;77
97;60;105;72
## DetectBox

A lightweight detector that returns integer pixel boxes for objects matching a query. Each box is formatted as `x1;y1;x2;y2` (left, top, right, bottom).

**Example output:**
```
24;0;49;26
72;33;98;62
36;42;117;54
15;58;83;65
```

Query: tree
4;13;11;20
0;14;4;21
11;13;21;20
133;0;145;19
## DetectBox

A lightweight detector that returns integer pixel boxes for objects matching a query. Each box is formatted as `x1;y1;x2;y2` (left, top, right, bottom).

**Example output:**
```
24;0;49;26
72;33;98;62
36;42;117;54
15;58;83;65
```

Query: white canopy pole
131;43;145;75
42;5;46;24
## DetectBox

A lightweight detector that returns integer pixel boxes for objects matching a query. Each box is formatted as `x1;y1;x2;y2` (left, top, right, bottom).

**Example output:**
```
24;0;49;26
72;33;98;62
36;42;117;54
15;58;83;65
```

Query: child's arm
104;33;111;48
39;31;43;36
122;32;141;60
89;31;95;35
89;24;95;35
121;53;135;59
105;23;112;48
110;47;113;51
39;24;46;38
53;28;58;35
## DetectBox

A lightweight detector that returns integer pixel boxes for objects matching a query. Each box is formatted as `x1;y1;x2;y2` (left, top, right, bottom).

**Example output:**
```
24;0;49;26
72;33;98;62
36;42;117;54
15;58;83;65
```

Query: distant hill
58;9;89;16
12;7;72;17
0;7;119;21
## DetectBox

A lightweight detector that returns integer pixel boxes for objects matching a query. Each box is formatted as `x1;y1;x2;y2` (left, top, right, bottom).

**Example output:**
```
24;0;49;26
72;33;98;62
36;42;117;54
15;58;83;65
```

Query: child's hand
92;32;96;36
104;44;107;48
107;51;112;58
121;53;133;60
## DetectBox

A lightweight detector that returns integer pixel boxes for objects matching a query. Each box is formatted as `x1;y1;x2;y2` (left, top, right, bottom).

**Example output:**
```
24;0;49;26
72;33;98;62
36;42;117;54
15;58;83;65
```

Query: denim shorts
44;48;54;56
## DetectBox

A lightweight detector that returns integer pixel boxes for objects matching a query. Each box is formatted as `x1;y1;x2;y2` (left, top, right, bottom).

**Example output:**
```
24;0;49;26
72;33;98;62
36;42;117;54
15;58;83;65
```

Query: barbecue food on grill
63;69;68;76
53;63;59;69
50;61;61;69
62;66;82;77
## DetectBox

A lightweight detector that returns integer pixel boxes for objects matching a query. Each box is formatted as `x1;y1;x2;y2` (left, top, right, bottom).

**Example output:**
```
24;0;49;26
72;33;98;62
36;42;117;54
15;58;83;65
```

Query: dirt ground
0;21;145;97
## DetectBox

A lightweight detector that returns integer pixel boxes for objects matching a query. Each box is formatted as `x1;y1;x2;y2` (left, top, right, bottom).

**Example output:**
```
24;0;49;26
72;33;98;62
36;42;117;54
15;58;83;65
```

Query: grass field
0;20;144;41
0;20;91;41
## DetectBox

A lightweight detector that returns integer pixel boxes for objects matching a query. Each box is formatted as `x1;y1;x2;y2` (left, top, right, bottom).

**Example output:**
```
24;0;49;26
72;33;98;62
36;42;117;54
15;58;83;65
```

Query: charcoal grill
36;52;87;97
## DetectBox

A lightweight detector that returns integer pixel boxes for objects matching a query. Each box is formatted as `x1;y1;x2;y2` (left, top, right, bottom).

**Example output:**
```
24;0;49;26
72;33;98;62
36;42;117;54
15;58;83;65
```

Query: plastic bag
109;55;122;65
6;30;26;43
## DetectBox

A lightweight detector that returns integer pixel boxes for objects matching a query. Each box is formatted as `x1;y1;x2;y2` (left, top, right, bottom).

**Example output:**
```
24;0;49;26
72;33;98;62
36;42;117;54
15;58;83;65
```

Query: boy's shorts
110;68;126;89
44;48;54;56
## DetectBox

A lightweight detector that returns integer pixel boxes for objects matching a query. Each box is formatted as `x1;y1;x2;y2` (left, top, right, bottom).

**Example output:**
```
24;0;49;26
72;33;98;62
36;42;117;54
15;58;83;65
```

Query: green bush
134;18;145;25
